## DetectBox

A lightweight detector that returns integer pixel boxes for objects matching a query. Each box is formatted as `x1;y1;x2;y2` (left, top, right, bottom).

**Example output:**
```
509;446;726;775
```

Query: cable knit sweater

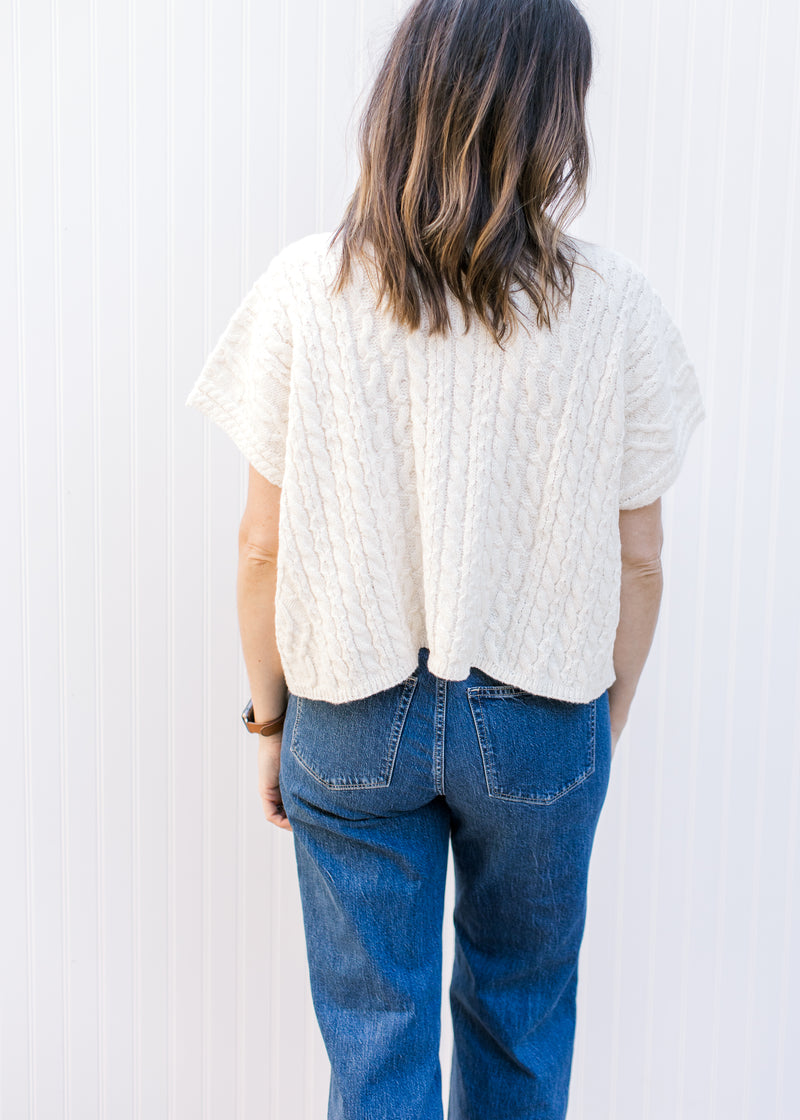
185;231;706;704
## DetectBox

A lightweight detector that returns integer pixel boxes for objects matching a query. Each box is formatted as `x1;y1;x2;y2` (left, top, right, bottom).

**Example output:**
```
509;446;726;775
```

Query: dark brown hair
331;0;594;345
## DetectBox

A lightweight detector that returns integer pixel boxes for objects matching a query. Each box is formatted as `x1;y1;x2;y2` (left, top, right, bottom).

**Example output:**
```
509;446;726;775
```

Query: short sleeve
184;255;293;487
618;272;707;510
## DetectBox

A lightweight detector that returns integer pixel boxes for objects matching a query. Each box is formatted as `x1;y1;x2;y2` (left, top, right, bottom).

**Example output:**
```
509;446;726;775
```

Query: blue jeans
279;647;612;1120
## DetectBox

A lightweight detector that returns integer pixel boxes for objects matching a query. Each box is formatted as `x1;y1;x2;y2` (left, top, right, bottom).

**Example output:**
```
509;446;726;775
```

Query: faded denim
279;646;612;1120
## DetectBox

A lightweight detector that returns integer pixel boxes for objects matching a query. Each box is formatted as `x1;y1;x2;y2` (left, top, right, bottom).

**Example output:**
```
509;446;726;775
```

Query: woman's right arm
607;498;665;756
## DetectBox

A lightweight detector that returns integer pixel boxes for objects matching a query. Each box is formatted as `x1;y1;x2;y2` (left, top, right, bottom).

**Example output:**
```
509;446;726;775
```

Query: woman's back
186;2;709;1115
186;229;704;703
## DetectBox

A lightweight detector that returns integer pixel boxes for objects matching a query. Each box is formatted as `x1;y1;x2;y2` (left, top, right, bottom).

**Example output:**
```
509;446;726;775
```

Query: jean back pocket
289;673;418;790
466;685;596;805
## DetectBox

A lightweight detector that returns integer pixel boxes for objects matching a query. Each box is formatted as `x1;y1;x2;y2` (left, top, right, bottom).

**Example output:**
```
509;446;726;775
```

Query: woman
185;0;706;1116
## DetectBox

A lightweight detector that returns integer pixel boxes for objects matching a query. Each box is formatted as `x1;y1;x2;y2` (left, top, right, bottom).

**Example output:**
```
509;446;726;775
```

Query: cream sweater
185;232;706;703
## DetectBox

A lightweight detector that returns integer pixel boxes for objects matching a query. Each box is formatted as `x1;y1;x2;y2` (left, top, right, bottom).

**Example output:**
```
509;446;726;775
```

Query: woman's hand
257;734;293;831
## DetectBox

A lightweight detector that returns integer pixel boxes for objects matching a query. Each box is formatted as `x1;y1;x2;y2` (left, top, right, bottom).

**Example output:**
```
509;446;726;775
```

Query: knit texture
185;232;706;703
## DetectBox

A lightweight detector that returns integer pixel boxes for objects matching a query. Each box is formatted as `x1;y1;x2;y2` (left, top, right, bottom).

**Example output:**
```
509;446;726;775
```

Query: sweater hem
284;652;616;706
458;658;616;705
283;652;423;704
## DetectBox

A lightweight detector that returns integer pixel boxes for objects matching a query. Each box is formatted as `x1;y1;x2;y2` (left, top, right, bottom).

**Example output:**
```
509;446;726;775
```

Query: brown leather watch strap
241;698;288;737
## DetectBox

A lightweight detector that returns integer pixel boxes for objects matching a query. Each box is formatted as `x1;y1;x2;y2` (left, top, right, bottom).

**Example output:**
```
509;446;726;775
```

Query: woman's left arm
237;465;292;830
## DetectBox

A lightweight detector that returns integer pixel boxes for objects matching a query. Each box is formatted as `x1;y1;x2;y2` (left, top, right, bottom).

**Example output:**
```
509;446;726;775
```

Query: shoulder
264;231;339;280
569;237;649;294
568;238;672;330
253;231;341;308
275;230;337;264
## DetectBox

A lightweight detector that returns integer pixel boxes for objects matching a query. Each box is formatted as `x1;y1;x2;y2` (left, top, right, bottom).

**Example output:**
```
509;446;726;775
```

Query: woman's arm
237;548;288;724
607;499;665;753
237;465;288;724
237;467;291;831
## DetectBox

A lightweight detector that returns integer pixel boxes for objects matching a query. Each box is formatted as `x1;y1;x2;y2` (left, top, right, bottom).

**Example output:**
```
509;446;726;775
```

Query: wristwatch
241;697;288;737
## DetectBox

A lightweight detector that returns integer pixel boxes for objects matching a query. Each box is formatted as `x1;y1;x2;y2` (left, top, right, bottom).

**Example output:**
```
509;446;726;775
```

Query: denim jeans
279;647;612;1120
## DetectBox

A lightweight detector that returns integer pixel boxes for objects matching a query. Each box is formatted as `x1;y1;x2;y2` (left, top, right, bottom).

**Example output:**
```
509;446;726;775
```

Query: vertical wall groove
705;0;744;1111
87;0;106;1111
739;4;773;1115
201;0;212;1116
772;6;800;1117
49;0;72;1112
128;0;142;1111
12;0;35;1112
166;0;177;1105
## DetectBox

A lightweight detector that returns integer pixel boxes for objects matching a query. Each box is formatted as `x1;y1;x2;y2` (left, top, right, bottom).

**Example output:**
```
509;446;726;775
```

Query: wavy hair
331;0;594;345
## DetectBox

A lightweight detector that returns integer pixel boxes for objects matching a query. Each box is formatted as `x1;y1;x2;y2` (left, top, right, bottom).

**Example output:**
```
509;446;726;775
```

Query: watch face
241;699;254;725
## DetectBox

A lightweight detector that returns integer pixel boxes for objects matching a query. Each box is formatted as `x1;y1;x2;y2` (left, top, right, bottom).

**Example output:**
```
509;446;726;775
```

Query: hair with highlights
331;0;594;345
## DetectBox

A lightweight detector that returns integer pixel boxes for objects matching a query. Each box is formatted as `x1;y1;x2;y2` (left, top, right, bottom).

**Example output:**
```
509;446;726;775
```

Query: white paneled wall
2;0;798;1116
